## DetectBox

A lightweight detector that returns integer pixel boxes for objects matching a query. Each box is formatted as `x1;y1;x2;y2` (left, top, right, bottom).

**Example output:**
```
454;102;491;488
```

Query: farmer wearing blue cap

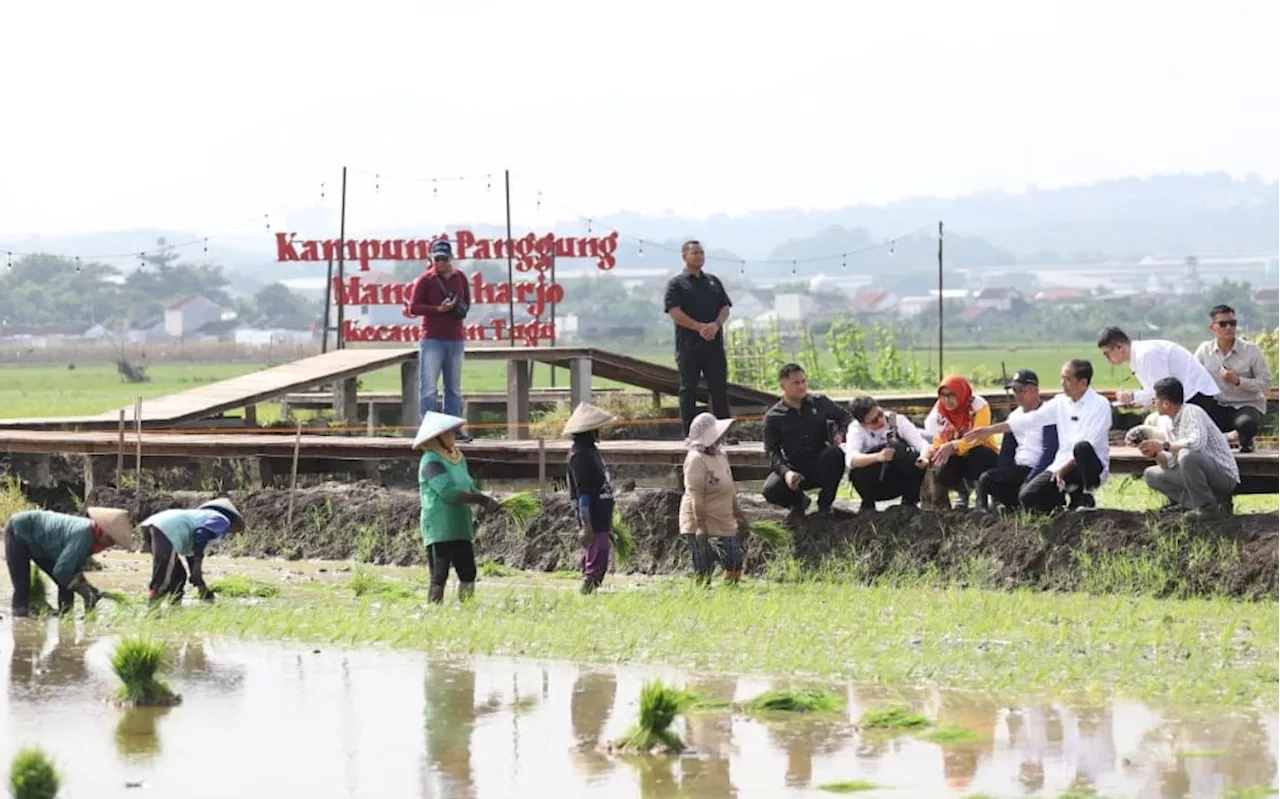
408;238;473;441
141;498;245;604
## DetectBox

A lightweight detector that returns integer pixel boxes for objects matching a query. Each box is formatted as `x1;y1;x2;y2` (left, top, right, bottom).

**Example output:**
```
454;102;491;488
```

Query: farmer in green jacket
416;411;498;603
3;507;134;617
141;498;244;605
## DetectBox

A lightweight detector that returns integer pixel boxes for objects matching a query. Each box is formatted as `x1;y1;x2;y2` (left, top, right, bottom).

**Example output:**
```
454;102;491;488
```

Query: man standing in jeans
408;239;472;441
663;240;732;435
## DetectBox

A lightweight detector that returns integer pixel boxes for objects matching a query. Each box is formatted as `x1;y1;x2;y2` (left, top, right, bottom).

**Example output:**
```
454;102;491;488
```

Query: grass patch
110;636;181;707
477;559;519;578
748;521;790;549
345;567;418;600
610;508;636;566
819;781;877;793
209;574;280;598
859;706;932;730
8;747;60;799
745;688;843;713
616;680;688;753
919;726;980;743
1178;748;1227;758
498;491;542;529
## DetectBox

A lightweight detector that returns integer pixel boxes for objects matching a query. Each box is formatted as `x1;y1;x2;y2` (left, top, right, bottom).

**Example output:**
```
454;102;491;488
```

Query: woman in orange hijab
924;375;1000;508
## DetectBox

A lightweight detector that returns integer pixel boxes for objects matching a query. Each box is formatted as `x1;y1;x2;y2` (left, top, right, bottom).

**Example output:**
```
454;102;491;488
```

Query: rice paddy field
0;345;1134;420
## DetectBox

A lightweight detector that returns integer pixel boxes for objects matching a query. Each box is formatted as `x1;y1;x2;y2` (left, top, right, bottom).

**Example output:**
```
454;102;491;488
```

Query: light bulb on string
739;260;746;277
375;173;381;194
586;217;593;235
889;241;896;256
486;174;492;193
432;178;438;200
74;256;81;273
264;214;271;231
320;182;326;201
842;253;847;271
791;259;797;276
638;239;644;257
536;191;542;213
138;252;146;268
203;238;209;254
5;251;11;269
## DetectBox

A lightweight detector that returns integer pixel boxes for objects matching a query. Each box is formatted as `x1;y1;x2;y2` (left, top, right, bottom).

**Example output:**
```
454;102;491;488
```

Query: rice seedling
110;636;182;707
859;706;932;730
208;574;280;598
919;726;979;743
498;491;542;529
8;747;60;799
615;680;689;753
345;567;417;600
748;520;790;549
610;508;636;565
477;559;519;578
818;781;877;793
745;688;843;713
98;590;134;606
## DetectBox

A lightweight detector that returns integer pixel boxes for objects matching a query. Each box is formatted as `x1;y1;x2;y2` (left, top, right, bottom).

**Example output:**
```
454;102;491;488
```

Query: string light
842;253;847;271
264;214;270;231
487;174;492;193
375;173;381;193
586;217;593;235
638;239;644;257
536;191;542;212
74;256;81;273
203;237;209;254
320;182;326;201
889;241;896;256
432;178;438;199
791;259;797;276
6;251;11;269
739;260;746;276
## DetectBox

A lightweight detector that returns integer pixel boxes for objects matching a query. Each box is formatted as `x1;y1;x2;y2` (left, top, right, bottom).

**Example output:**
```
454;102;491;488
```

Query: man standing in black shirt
762;363;852;519
663;240;733;435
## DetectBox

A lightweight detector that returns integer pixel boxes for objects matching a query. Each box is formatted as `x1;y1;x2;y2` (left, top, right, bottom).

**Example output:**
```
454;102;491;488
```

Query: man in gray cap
975;369;1058;511
408;238;473;441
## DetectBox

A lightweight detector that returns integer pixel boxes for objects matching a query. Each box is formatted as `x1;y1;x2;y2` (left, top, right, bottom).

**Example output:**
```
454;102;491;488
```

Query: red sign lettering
276;230;618;273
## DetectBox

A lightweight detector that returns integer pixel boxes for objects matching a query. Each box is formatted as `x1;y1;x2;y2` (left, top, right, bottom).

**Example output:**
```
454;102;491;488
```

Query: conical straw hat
413;411;467;449
200;498;245;532
562;402;615;436
86;507;134;551
685;412;736;448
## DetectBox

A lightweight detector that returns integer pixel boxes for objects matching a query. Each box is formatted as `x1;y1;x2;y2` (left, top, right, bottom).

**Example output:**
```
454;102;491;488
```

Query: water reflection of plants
114;706;173;762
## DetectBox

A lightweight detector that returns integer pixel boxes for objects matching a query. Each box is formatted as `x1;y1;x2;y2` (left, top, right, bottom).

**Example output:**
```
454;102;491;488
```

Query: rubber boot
427;584;445;604
724;570;741;586
580;576;600;595
457;582;475;603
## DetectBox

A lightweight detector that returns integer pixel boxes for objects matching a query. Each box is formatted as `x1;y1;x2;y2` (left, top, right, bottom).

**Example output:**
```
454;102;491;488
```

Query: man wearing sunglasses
1193;304;1271;453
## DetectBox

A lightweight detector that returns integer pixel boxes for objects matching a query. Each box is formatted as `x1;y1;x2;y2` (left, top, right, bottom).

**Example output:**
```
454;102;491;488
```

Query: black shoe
785;495;811;522
1068;492;1097;511
1239;442;1255;454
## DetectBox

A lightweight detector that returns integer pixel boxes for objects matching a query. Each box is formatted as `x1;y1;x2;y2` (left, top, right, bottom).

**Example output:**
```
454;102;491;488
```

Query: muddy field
73;481;1279;601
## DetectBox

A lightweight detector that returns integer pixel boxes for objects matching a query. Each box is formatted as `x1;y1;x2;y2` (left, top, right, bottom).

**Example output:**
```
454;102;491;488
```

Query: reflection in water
0;630;1275;798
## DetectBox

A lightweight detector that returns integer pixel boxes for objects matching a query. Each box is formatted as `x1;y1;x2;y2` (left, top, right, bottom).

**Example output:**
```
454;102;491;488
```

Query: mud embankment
79;483;1278;601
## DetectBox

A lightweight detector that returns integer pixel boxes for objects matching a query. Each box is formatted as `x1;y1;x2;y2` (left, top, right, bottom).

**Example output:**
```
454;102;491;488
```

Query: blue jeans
418;337;465;419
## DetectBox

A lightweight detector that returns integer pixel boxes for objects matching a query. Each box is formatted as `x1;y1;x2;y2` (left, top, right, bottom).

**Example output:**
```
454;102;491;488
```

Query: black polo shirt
663;269;732;351
763;394;853;477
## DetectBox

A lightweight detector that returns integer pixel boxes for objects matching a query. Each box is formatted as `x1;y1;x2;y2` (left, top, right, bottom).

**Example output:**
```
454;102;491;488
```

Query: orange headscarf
934;375;975;441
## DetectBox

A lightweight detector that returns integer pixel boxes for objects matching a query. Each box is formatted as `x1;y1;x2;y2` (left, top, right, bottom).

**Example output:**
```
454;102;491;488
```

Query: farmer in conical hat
142;497;245;604
563;402;617;594
681;412;750;586
4;506;134;616
415;411;499;603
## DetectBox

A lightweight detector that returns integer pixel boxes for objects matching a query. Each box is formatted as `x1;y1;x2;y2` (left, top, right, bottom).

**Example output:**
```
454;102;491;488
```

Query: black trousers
148;526;204;601
4;522;72;612
977;465;1031;509
849;445;925;505
427;540;477;587
1204;401;1262;449
675;343;730;435
761;445;847;512
934;446;1000;490
1019;441;1104;511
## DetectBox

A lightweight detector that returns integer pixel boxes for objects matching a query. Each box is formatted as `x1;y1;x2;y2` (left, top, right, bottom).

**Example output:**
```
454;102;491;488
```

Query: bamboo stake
116;408;125;486
285;420;303;530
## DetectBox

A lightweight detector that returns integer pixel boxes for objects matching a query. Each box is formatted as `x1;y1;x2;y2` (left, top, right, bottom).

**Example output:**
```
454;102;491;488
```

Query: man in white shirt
1138;376;1239;514
975;369;1059;511
965;359;1112;512
1193;304;1272;453
1096;326;1222;415
845;395;932;512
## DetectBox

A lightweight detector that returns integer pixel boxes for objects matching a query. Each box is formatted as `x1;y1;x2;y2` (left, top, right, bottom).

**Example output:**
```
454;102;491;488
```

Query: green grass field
0;345;1131;420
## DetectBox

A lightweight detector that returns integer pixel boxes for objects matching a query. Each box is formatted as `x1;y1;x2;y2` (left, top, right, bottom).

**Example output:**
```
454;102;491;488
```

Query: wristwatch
1162;441;1171;452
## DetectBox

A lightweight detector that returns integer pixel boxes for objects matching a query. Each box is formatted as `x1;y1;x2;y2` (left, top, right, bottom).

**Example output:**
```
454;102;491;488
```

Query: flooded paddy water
2;619;1276;799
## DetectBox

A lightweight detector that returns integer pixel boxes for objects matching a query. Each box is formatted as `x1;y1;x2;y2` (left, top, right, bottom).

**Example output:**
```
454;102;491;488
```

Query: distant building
163;296;227;337
851;289;899;315
1252;286;1279;306
972;287;1028;313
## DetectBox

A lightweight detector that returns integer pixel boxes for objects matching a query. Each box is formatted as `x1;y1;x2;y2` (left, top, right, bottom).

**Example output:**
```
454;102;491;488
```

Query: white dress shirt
844;411;931;468
1129;339;1220;408
1006;406;1045;468
1008;388;1113;479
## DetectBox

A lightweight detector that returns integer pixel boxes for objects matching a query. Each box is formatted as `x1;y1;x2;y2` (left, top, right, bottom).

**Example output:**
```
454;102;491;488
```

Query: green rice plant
617;680;688;753
26;567;50;614
110;636;180;707
477;559;518;578
859;706;932;730
345;567;417;600
98;590;134;606
745;688;843;713
610;508;636;566
208;574;280;598
498;492;542;529
748;520;790;550
819;781;877;793
919;726;979;743
8;747;60;799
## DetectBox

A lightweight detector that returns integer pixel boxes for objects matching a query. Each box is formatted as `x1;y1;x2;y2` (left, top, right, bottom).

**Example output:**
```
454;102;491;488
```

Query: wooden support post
569;356;593;409
133;398;143;502
244;404;258;427
116;409;126;486
83;456;113;497
333;377;358;427
286;421;303;531
399;359;419;435
651;389;662;409
537;438;547;496
366;403;376;436
506;359;532;440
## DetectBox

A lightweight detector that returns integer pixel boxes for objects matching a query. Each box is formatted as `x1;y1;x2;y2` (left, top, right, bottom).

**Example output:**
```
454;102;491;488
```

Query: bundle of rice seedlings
748;521;790;549
616;680;689;753
610;508;636;566
346;567;416;600
498;491;542;528
208;574;280;598
745;688;843;713
478;559;518;578
858;706;931;730
110;636;182;707
97;590;134;606
8;747;60;799
25;567;55;616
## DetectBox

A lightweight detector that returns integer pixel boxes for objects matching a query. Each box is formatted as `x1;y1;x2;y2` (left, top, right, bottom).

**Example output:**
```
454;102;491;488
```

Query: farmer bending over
143;498;245;604
564;402;617;595
416;411;499;603
4;507;133;617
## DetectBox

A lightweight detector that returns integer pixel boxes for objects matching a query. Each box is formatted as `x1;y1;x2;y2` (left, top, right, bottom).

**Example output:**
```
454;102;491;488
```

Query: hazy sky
2;0;1276;241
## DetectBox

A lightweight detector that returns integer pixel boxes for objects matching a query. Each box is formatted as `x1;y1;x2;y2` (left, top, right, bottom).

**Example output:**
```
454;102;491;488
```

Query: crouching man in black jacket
761;363;852;520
